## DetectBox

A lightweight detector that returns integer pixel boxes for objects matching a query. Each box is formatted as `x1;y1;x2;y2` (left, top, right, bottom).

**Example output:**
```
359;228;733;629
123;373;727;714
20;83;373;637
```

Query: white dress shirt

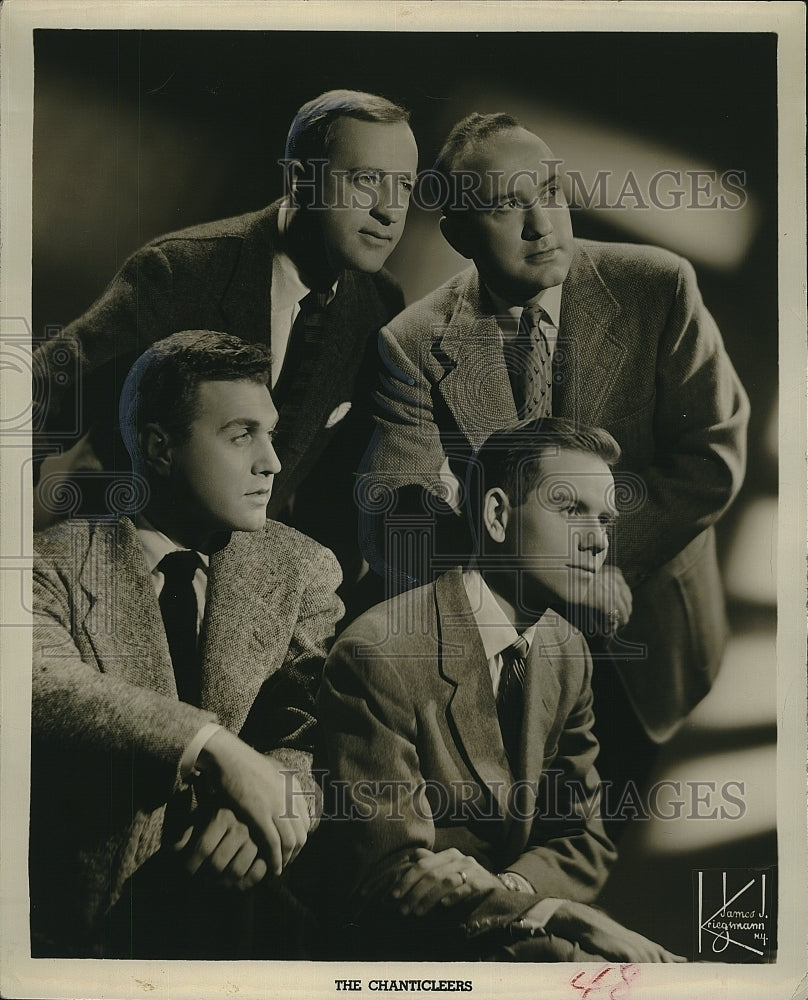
270;200;338;387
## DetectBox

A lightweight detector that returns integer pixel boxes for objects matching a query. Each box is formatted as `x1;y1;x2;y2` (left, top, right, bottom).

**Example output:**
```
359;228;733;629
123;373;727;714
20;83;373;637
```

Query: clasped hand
389;847;502;917
193;729;310;878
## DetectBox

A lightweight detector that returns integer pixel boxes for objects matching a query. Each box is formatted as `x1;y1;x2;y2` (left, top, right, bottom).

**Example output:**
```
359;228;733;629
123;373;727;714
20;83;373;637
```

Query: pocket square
325;401;352;429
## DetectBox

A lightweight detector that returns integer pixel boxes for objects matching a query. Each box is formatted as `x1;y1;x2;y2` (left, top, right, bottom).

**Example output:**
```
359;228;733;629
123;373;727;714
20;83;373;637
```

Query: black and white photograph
0;2;805;998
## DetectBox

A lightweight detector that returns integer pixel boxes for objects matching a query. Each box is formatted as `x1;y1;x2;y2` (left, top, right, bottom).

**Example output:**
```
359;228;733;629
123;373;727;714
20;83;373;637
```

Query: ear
288;158;315;209
439;214;475;260
482;487;510;545
140;422;174;478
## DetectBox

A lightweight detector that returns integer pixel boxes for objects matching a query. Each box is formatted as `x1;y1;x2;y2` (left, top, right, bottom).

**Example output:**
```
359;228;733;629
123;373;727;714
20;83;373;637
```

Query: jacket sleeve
32;554;217;797
506;650;616;899
249;543;344;825
32;245;178;440
613;256;749;584
360;323;453;500
317;630;433;898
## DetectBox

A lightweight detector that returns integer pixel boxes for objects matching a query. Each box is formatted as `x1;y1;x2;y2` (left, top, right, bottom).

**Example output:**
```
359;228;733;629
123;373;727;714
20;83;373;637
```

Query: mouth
525;245;558;261
566;564;597;577
359;230;394;244
245;488;272;500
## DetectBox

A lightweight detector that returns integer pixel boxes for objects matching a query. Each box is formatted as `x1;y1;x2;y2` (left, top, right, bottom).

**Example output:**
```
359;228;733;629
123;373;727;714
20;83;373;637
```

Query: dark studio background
32;30;779;959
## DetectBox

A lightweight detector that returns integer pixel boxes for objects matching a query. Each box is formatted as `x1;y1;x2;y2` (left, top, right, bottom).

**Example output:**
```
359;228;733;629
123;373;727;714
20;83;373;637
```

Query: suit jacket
316;568;616;959
31;201;405;562
362;241;750;740
30;515;342;956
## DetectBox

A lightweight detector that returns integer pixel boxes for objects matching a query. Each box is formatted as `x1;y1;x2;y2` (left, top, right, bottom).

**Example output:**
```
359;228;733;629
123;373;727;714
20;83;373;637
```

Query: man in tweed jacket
361;113;749;767
32;90;418;580
31;332;343;958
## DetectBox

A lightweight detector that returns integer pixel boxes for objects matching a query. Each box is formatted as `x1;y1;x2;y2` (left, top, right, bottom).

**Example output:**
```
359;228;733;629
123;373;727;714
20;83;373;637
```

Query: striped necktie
507;306;553;420
497;632;530;767
272;288;331;407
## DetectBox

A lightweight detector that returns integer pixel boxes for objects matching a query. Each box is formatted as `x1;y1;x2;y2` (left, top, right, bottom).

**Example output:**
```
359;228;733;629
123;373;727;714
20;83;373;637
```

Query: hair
284;89;410;167
466;417;621;540
119;330;272;467
432;111;522;213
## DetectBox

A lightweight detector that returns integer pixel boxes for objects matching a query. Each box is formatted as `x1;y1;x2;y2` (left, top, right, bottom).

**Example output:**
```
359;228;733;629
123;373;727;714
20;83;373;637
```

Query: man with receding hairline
361;112;749;818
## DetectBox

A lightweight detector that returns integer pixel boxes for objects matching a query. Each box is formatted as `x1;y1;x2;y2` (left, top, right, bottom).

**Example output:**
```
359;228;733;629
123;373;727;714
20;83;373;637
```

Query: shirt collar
485;281;563;331
462;568;537;660
135;513;210;576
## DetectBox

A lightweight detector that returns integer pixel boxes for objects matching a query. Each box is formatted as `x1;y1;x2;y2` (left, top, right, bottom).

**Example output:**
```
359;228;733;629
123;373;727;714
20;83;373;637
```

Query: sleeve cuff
497;870;535;894
515;897;565;934
179;722;223;784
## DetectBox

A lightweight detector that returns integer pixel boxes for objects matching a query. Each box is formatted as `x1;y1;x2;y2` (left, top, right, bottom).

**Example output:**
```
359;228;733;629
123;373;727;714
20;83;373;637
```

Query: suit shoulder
384;267;474;345
144;206;274;253
575;238;685;284
249;520;342;580
331;581;437;660
34;518;105;563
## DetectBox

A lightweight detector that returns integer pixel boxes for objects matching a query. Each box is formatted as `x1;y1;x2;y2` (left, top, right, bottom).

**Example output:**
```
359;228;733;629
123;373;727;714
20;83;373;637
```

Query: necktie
272;288;331;407
507;306;553;420
158;550;201;705
497;633;530;768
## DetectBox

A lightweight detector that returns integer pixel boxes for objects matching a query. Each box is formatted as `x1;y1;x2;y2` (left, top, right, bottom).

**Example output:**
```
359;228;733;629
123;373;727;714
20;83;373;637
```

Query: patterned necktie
497;633;530;768
272;288;331;407
507;306;553;419
158;551;200;705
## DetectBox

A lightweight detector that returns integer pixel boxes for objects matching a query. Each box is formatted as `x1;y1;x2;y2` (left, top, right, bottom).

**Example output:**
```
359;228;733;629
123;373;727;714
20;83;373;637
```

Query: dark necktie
272;288;331;407
497;633;530;768
158;550;200;705
506;306;553;420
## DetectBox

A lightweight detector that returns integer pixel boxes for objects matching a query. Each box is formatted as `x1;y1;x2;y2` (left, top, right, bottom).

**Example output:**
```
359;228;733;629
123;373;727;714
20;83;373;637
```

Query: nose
576;523;609;557
522;200;553;240
369;175;401;226
254;435;282;477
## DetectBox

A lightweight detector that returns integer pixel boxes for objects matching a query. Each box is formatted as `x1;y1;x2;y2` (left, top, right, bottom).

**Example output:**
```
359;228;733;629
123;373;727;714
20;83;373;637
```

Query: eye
232;429;251;444
353;170;381;186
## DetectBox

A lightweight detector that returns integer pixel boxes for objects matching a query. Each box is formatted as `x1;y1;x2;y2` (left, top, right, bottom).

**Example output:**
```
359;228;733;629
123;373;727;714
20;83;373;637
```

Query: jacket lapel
433;269;519;448
219;203;279;343
435;570;512;819
554;242;624;424
198;531;280;733
80;518;176;699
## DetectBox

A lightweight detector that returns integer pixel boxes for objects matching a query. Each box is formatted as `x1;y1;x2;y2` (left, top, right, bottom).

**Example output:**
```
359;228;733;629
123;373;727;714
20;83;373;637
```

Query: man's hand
196;729;310;876
173;806;268;890
390;847;502;917
546;900;686;962
581;564;633;634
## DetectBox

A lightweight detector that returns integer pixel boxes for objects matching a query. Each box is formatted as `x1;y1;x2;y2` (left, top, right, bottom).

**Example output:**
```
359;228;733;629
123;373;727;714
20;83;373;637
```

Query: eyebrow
218;417;277;432
348;165;416;178
557;494;619;521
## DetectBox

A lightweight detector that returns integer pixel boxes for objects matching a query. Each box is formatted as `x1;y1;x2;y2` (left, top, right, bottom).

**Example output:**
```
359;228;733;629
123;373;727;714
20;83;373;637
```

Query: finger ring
459;870;468;885
607;609;620;625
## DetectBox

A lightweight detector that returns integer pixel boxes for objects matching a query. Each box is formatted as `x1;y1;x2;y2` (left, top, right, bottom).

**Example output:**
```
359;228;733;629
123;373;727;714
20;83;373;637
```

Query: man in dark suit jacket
360;113;749;812
32;89;418;580
31;332;343;958
319;420;683;962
